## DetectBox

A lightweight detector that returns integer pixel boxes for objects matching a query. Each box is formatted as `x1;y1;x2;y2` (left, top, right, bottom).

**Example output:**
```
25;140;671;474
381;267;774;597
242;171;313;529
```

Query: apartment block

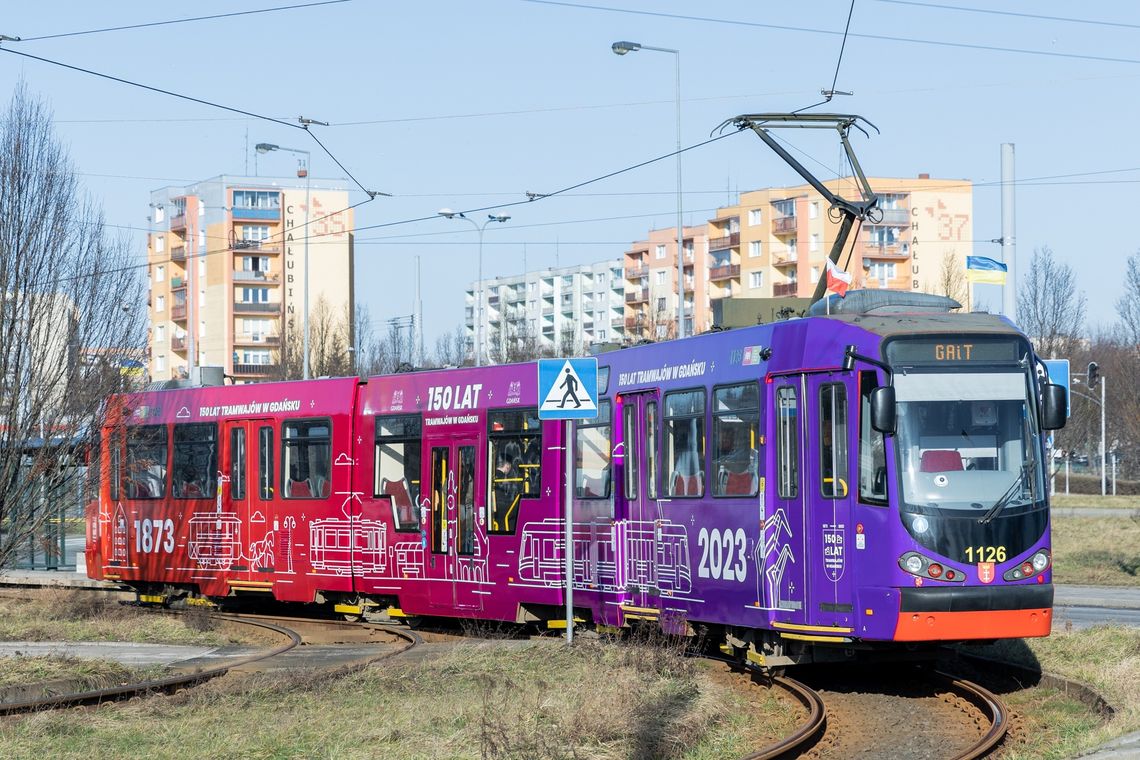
709;175;973;308
467;259;625;362
147;175;354;382
623;226;710;342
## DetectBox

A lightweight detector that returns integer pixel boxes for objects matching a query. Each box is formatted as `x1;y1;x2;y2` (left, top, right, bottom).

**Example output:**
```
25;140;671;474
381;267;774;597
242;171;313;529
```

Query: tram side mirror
1041;383;1067;431
870;386;896;434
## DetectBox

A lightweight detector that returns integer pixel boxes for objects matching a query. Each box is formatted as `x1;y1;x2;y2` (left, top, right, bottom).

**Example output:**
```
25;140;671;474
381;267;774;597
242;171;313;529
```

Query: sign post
537;358;599;644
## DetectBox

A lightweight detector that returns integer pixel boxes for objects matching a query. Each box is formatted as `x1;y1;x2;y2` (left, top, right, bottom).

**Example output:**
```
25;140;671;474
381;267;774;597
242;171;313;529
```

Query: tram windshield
893;370;1045;516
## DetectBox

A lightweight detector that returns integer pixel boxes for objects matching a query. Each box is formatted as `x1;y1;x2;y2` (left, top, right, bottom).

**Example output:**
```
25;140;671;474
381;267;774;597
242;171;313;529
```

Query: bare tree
275;295;353;379
1118;251;1140;350
934;250;968;306
0;85;147;569
433;325;470;368
1016;246;1087;357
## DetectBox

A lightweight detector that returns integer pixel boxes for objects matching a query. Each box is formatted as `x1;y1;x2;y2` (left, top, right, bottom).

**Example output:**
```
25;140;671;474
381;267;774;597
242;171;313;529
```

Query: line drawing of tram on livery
86;291;1066;667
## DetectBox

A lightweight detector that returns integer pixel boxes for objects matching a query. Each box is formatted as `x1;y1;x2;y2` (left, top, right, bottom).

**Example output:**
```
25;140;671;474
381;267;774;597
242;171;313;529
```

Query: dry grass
1050;515;1140;585
1050;493;1140;509
0;655;150;691
0;590;244;646
0;637;794;759
974;626;1140;760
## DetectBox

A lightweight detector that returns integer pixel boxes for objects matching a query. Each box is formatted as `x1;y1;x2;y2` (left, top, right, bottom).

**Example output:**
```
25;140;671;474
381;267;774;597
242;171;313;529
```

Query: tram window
646;401;659;499
258;426;274;500
172;423;217;499
124;425;167;499
575;399;612;501
859;372;888;504
488;408;541;534
458;445;476;555
776;387;799;499
430;446;448;553
819;383;849;498
623;404;638;500
713;383;760;498
282;419;331;499
663;389;706;497
376;414;423;532
230;427;246;500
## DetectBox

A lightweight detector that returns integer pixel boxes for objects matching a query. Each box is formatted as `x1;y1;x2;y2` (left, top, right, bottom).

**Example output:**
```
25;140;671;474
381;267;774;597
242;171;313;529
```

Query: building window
810;266;820;283
788;239;798;256
749;241;761;258
810;201;820;219
810;233;820;252
153;206;165;223
155;295;165;312
199;202;205;217
242;256;270;272
749;271;764;289
655;270;667;285
655;244;667;259
773;199;796;217
242;287;269;303
656;297;667;312
198;258;206;277
232;190;281;209
155;354;166;372
868;262;897;284
748;208;762;225
242;225;270;241
156;324;166;343
243;350;271;365
155;236;165;253
199;319;206;338
198;230;205;248
155;265;165;282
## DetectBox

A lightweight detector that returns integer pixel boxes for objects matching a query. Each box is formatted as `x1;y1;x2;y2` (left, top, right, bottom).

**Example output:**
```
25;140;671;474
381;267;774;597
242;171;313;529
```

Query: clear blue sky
3;1;1137;345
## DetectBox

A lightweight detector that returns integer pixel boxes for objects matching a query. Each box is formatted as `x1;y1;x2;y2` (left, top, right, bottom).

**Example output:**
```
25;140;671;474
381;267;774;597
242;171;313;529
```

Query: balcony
172;304;187;321
626;288;648;304
170;246;187;262
877;207;910;225
862;243;908;259
232;362;278;376
169;214;186;231
625;266;648;280
773;216;797;235
171;335;186;352
170;276;184;288
773;282;799;297
233;334;281;346
708;232;740;251
231;206;281;221
233;301;281;314
234;270;280;283
708;264;740;282
772;253;798;267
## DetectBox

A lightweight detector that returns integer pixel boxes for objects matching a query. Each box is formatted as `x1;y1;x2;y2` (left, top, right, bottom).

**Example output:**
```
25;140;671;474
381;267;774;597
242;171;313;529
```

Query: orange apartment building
705;175;973;309
623;225;710;341
146;176;354;382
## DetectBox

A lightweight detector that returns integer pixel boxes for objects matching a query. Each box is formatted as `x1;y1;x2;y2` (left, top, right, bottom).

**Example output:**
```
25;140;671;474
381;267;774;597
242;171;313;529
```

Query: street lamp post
438;210;510;366
255;142;312;379
613;40;685;339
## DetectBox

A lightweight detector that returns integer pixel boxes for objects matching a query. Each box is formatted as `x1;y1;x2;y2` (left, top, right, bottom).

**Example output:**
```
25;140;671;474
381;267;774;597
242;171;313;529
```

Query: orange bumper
894;607;1051;641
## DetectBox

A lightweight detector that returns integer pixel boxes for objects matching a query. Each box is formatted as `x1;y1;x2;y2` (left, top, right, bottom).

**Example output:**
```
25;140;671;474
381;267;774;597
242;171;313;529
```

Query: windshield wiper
978;474;1023;524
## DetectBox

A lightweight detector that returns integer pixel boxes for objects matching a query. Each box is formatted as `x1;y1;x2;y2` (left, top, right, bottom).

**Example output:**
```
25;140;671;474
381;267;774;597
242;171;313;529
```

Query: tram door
768;380;809;625
802;374;855;631
223;419;276;583
425;435;483;611
618;391;660;611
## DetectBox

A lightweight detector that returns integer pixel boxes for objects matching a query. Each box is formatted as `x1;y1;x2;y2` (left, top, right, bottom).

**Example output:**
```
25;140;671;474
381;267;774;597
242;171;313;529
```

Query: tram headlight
1003;549;1051;581
1031;550;1050;572
904;554;924;574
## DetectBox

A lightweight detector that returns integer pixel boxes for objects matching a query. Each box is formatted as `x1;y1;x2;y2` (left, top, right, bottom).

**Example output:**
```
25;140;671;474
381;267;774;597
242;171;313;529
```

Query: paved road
0;641;215;667
1053;507;1140;518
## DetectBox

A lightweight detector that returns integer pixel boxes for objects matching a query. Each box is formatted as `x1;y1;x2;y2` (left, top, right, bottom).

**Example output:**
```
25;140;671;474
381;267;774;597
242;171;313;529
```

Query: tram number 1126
134;518;176;554
697;527;748;582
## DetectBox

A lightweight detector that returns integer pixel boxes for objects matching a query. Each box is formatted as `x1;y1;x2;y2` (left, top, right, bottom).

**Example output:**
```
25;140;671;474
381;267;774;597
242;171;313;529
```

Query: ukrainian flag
966;255;1008;285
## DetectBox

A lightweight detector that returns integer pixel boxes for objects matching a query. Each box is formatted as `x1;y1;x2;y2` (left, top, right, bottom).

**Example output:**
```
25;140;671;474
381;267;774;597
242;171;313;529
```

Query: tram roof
827;311;1021;339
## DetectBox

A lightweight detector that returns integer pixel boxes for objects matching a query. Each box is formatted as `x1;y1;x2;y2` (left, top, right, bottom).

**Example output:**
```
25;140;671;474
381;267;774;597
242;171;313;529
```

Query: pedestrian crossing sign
538;358;599;420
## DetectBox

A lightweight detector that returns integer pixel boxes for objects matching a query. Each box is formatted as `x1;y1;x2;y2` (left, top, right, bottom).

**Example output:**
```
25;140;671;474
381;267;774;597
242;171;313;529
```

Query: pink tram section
87;310;1059;665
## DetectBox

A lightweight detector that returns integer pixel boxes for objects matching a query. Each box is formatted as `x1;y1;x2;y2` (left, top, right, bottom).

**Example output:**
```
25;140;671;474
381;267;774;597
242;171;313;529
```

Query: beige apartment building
147;175;354;382
623;225;710;342
707;175;973;307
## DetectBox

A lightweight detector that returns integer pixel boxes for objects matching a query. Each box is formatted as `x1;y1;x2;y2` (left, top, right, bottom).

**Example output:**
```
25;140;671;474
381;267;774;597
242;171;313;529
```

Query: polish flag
825;259;853;298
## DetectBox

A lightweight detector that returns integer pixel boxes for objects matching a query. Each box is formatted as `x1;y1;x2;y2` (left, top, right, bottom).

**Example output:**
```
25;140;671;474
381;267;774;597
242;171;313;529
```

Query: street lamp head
612;40;641;55
488;214;510;223
255;143;278;154
438;208;464;219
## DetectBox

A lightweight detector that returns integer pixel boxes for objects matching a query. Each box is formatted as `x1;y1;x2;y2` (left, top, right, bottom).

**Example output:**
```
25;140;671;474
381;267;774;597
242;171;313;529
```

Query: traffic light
1087;361;1100;389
